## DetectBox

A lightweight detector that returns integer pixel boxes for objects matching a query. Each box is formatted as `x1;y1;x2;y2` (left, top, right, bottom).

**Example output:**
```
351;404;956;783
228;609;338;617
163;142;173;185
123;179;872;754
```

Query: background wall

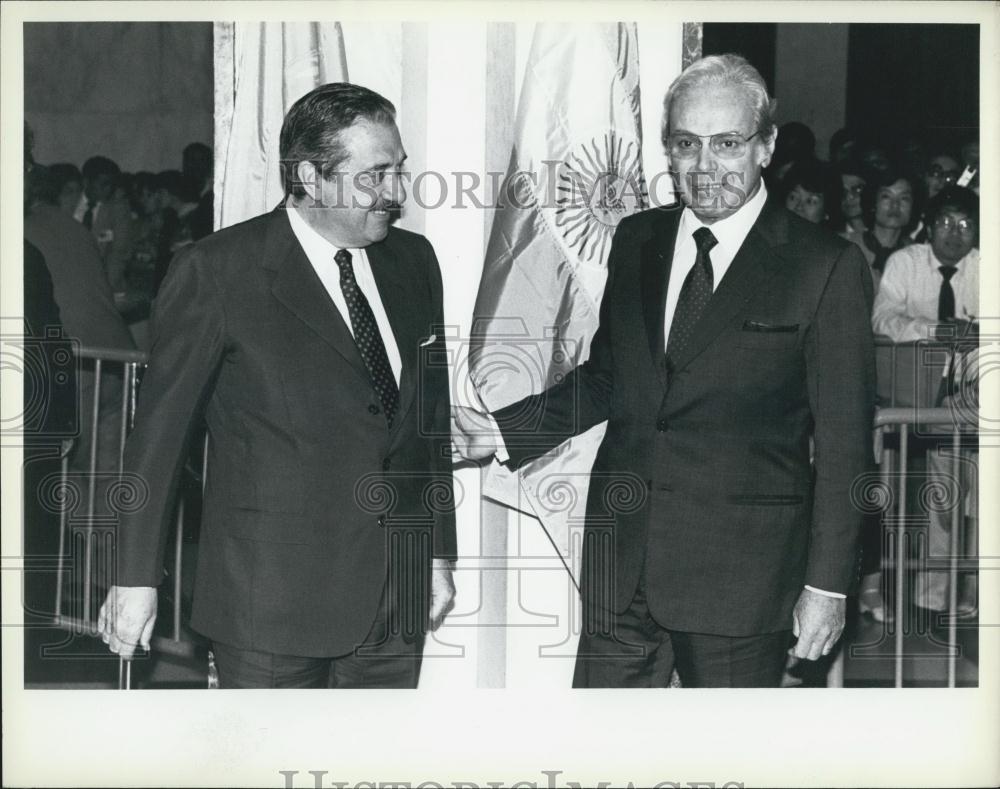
774;24;849;159
703;22;980;159
24;22;213;171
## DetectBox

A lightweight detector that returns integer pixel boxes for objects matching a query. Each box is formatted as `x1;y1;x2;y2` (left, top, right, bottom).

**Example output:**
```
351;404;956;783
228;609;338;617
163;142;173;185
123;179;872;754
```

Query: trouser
573;566;790;688
915;443;978;611
212;585;425;689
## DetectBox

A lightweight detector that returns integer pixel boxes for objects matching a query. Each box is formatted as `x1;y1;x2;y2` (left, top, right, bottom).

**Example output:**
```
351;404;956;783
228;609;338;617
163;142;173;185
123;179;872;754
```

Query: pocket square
419;334;437;347
742;320;799;333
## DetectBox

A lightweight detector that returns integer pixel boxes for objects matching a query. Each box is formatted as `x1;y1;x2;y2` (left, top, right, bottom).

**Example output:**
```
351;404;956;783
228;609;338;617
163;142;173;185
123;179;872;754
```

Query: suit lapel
640;208;682;389
264;210;370;382
669;202;789;374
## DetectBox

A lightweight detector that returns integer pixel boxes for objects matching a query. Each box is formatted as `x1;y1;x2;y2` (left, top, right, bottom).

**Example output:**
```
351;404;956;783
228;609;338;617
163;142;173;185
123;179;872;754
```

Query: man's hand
428;558;456;631
97;585;158;659
451;405;499;461
788;588;845;662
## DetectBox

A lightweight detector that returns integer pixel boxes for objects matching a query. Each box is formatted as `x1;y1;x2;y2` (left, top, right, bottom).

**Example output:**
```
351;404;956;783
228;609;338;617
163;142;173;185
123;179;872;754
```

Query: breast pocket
735;329;801;350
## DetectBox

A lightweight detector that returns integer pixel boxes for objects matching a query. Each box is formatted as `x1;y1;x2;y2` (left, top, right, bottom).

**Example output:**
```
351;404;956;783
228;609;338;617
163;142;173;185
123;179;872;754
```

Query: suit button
382;458;391;471
368;404;381;415
377;514;386;528
656;419;669;432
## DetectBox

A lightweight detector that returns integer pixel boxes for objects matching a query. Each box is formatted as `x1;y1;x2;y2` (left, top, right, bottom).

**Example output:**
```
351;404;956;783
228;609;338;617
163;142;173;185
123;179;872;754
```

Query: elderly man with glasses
454;54;876;687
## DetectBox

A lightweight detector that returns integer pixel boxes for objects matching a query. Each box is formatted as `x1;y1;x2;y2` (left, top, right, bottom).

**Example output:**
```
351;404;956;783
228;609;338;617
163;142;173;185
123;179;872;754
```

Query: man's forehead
670;85;753;129
939;207;973;221
338;120;404;158
879;180;912;194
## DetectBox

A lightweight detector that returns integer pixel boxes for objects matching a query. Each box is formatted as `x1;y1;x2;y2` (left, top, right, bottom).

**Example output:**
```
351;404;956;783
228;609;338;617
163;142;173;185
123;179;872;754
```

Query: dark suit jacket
23;240;78;438
495;202;876;637
25;203;135;351
116;208;456;657
89;197;134;292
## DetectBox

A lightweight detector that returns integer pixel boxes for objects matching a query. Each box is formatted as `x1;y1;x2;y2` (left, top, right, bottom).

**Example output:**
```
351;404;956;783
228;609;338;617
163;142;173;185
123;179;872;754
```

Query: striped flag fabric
470;22;647;568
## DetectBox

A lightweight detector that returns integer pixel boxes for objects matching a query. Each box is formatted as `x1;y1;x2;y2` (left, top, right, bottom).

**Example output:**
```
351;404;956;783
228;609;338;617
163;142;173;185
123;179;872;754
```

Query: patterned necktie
334;249;400;426
938;265;957;321
83;205;94;230
666;226;718;364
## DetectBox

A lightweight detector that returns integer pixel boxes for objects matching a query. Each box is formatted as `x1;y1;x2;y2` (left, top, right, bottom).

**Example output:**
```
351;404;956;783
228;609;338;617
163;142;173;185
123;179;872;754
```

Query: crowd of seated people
27;142;215;342
765;122;981;626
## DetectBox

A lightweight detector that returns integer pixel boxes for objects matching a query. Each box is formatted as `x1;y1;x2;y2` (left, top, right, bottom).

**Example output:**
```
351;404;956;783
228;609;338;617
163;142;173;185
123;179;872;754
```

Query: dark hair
30;162;82;207
82;155;120;181
128;171;157;214
778;159;839;227
828;127;858;162
183;142;212;164
837;156;867;181
279;82;396;198
925;184;978;230
924;149;960;171
49;162;83;190
154;169;187;199
771;121;816;170
28;163;56;205
860;167;923;232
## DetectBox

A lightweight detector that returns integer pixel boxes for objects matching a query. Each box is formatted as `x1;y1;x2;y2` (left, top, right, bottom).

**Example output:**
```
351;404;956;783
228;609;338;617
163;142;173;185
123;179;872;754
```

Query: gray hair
661;54;777;147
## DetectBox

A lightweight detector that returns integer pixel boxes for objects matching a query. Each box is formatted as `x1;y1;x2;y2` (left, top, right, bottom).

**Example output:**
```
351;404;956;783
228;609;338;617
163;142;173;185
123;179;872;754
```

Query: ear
758;125;778;168
296;160;320;202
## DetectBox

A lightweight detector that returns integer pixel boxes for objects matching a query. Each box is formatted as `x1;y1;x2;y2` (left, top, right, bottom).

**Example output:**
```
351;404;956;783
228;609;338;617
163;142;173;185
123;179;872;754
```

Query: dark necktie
666;226;717;363
334;249;400;426
83;205;94;230
938;265;957;321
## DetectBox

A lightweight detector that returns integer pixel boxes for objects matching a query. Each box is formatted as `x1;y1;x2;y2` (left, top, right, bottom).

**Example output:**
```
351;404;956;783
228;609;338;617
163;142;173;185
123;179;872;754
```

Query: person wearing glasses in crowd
454;54;875;688
908;150;962;242
924;151;961;202
836;159;868;242
872;184;980;618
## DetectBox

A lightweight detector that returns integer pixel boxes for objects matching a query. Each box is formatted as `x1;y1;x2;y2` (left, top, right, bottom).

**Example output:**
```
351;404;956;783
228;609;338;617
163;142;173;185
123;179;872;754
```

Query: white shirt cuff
487;413;510;463
804;585;846;599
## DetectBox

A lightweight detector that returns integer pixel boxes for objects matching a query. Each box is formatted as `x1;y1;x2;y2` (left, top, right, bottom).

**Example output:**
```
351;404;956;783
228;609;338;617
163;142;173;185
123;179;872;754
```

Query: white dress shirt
286;206;402;385
663;182;768;345
872;243;979;343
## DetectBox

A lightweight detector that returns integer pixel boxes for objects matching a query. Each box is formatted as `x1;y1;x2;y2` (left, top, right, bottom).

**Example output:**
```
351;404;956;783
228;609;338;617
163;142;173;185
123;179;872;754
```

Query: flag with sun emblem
470;22;647;571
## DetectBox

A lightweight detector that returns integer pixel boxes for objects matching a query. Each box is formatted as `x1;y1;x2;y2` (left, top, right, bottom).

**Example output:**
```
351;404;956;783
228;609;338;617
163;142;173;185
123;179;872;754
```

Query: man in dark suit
98;83;457;688
455;54;875;687
78;156;134;292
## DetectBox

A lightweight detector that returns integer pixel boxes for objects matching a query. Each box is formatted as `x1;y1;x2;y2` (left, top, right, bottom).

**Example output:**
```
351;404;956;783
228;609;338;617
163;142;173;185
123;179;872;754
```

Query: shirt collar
677;181;768;256
286;203;356;266
929;243;977;271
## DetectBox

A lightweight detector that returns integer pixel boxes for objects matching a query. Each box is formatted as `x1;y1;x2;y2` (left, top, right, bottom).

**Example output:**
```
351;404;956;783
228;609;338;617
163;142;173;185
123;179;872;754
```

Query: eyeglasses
842;183;865;197
934;215;976;235
666;130;765;160
926;165;959;181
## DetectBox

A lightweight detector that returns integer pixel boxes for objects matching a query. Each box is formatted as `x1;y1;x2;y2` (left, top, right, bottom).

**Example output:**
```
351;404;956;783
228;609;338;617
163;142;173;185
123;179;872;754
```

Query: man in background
77;155;135;292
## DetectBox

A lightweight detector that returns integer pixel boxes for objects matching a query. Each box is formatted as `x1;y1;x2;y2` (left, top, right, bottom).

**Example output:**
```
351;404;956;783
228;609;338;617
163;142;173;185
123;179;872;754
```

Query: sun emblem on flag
554;131;646;266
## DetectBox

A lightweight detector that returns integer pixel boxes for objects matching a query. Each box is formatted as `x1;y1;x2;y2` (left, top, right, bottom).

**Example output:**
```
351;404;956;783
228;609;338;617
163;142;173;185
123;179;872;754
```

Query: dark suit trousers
573;563;791;688
212;582;424;689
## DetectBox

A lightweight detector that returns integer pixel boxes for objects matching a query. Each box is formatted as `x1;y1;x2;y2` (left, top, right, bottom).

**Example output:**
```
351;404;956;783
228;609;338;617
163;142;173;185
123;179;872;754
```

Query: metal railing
874;335;953;408
826;405;977;688
875;406;976;688
50;345;204;687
